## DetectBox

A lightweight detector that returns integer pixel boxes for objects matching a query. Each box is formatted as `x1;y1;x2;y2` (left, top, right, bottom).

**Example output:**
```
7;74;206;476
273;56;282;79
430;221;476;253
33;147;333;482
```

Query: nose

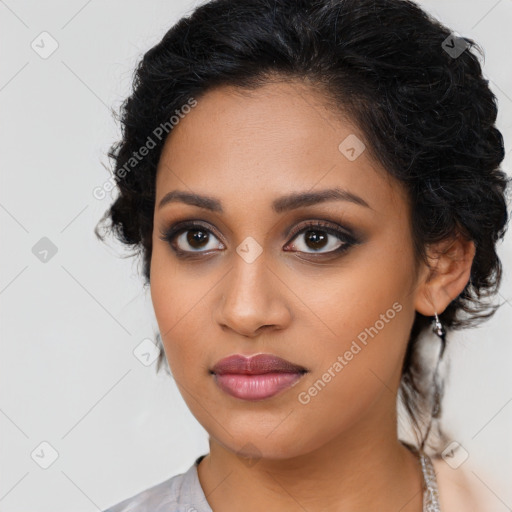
213;255;292;338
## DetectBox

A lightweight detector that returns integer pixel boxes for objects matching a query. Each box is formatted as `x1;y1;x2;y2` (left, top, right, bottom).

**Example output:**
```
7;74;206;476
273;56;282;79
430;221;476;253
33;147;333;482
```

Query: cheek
149;249;206;375
287;278;412;453
295;243;415;395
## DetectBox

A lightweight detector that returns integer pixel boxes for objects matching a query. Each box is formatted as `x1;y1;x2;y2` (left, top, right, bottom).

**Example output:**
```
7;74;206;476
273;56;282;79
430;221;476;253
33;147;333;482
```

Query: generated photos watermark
93;97;198;200
297;301;403;405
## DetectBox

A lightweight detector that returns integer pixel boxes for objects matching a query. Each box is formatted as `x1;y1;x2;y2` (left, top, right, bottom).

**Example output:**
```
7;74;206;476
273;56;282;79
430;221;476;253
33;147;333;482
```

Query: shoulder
102;456;210;512
431;456;496;511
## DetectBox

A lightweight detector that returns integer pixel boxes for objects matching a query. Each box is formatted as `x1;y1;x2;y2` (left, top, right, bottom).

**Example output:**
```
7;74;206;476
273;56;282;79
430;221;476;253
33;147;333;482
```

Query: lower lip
213;372;305;401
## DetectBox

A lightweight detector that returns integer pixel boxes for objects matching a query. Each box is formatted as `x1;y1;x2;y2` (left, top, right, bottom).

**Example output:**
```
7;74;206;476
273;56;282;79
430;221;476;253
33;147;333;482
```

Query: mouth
210;353;308;401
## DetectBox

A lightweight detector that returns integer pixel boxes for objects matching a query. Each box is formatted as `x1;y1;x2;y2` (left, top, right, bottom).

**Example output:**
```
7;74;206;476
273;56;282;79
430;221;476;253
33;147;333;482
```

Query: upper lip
211;353;308;375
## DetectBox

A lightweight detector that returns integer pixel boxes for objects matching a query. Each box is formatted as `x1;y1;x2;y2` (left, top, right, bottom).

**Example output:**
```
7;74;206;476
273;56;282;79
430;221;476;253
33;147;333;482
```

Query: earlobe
414;234;476;317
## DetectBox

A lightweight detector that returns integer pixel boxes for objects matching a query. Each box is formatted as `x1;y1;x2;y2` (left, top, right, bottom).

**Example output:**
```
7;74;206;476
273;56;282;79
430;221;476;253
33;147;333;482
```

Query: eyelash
158;219;358;260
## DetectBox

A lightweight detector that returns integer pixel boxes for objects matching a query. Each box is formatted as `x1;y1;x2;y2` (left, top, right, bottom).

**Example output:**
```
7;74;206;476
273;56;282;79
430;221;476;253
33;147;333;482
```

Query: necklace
195;446;441;511
419;451;441;512
401;440;441;511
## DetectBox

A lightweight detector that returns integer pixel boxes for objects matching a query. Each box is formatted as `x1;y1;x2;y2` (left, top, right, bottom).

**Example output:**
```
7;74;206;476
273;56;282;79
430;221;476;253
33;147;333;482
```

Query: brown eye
170;227;222;252
159;221;225;255
286;221;354;255
302;229;329;251
184;228;211;249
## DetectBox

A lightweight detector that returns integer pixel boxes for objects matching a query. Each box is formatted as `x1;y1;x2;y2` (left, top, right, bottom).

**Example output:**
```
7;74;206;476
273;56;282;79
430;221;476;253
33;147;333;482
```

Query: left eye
285;224;351;254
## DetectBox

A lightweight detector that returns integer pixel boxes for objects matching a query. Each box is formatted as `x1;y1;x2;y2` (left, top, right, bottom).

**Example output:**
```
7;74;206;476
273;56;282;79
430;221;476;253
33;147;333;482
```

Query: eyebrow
157;187;372;213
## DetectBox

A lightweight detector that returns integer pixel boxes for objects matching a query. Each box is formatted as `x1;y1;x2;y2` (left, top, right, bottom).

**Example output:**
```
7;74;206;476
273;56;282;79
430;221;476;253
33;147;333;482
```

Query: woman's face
150;81;426;460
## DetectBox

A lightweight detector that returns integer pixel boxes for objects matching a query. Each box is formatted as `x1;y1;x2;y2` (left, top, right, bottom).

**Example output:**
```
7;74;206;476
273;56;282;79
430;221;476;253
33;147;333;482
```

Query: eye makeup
157;215;365;261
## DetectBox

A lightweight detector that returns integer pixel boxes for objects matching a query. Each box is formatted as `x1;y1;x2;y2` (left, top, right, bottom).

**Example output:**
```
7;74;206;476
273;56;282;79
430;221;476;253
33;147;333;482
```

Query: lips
211;353;307;375
210;353;308;401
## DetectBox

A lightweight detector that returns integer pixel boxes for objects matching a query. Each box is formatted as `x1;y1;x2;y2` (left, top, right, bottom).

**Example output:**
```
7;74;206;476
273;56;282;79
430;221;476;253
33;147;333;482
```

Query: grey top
103;450;441;512
103;454;211;512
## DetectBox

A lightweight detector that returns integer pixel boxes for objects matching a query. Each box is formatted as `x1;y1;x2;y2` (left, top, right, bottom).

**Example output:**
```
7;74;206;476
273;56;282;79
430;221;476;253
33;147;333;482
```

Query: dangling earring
421;310;448;453
431;311;446;418
432;311;446;358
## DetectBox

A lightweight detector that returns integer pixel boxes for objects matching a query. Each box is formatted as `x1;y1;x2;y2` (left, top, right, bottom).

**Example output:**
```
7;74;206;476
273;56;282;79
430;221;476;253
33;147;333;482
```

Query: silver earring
432;311;445;338
431;311;447;421
421;312;448;451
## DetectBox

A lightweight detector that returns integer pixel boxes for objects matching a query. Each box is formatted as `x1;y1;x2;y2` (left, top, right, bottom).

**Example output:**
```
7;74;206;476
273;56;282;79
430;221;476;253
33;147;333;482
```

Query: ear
414;233;476;316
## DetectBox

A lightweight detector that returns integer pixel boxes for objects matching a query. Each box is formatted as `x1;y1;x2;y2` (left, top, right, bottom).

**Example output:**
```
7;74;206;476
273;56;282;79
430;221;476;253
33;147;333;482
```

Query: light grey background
1;1;511;511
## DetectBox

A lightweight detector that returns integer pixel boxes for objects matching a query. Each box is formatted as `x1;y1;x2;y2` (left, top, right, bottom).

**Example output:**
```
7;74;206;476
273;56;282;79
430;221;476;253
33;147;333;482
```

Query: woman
97;0;510;510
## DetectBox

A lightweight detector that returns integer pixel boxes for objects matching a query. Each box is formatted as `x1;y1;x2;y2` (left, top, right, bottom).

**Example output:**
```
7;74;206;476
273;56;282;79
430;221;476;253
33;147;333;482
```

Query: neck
196;401;424;512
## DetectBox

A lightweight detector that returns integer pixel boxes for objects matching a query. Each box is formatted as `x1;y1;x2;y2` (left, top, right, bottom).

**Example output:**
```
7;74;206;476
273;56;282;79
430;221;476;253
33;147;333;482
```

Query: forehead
155;81;408;217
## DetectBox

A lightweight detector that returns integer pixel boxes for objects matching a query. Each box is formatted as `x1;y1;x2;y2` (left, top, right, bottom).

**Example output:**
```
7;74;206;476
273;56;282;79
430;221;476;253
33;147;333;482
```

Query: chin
212;426;314;462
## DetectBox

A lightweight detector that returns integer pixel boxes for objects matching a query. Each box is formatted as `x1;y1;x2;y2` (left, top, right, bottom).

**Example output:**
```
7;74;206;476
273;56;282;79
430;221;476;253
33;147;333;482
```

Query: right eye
159;221;225;256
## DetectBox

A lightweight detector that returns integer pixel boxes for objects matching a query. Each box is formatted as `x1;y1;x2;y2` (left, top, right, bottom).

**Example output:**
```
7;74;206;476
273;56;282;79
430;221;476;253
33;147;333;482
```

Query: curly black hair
95;0;511;455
